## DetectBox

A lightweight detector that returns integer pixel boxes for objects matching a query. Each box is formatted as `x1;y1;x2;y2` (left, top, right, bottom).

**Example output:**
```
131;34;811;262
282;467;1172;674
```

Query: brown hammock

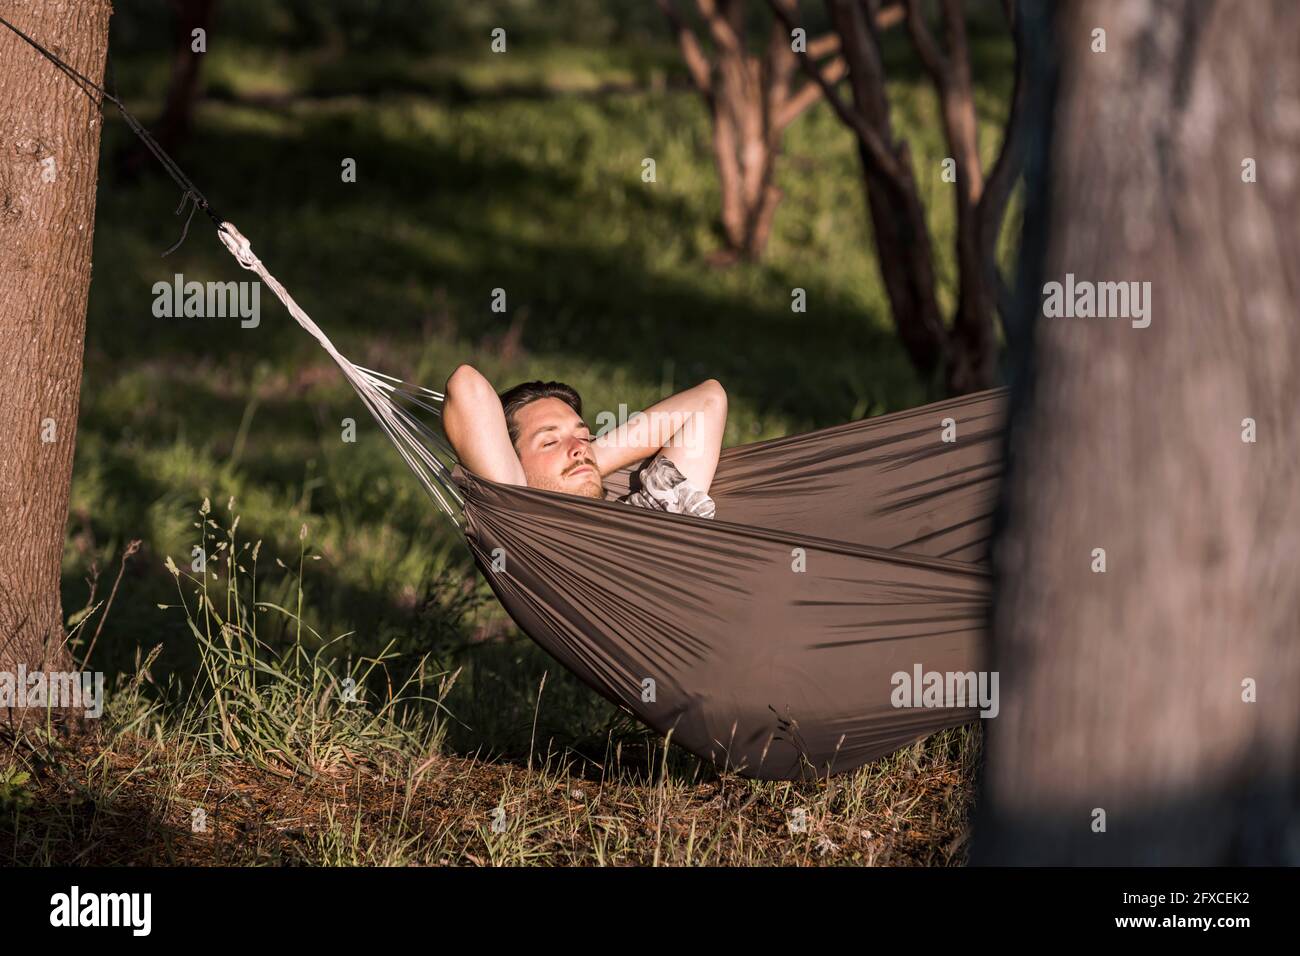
198;218;1007;781
451;387;1007;781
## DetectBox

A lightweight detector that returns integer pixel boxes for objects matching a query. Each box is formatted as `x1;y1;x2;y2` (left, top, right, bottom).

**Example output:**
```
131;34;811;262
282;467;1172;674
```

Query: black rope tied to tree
0;12;222;255
1;14;470;525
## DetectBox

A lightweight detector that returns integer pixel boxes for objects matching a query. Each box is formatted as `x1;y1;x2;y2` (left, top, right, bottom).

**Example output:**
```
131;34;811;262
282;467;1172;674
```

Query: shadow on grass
91;89;918;428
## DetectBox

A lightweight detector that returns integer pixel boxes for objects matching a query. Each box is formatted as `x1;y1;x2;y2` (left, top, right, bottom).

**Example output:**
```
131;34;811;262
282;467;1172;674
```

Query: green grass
46;30;1016;862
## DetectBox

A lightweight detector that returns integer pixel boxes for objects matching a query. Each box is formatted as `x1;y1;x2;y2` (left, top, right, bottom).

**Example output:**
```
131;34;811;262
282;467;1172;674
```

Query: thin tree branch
906;0;948;84
697;0;744;56
874;0;908;30
939;0;983;199
764;3;801;107
766;0;903;179
776;56;849;128
657;0;714;98
807;31;841;57
941;0;970;82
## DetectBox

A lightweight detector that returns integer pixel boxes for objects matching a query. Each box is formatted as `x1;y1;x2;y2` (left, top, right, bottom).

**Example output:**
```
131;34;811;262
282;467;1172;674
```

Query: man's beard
570;476;605;499
531;462;604;499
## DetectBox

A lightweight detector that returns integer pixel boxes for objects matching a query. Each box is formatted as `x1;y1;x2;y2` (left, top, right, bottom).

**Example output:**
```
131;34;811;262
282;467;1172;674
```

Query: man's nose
567;438;588;458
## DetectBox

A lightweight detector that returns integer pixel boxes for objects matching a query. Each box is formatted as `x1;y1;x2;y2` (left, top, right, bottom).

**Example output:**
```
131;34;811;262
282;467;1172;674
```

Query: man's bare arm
590;379;727;492
441;364;527;486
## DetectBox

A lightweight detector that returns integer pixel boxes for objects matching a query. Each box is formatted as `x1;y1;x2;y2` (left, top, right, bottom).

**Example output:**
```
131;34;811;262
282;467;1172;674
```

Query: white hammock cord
216;221;465;528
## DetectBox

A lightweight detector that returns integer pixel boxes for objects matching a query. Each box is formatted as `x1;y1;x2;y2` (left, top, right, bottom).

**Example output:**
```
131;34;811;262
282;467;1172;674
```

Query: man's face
512;397;604;499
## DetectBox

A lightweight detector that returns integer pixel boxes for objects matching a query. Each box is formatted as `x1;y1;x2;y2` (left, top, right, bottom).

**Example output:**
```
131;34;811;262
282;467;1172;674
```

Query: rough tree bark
973;0;1300;864
657;0;896;262
770;0;1026;395
0;0;113;728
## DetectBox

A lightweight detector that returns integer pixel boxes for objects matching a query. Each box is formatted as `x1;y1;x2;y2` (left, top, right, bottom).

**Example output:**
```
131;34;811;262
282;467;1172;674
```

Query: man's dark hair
498;380;584;448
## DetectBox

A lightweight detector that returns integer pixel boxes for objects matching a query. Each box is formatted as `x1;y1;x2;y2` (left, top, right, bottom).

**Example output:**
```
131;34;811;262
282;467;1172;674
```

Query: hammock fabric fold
451;387;1007;780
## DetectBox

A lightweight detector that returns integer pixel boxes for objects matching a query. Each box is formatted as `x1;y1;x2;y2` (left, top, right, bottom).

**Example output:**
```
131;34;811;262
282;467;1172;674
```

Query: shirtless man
441;364;727;519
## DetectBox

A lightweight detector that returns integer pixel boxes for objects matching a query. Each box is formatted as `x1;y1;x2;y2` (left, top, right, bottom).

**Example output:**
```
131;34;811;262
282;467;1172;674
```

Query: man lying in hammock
442;364;726;519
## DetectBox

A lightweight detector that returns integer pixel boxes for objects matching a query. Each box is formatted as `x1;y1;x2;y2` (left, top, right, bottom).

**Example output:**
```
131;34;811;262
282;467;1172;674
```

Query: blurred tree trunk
904;0;1023;393
771;0;1026;395
119;0;217;177
0;0;113;728
657;0;886;262
974;0;1300;864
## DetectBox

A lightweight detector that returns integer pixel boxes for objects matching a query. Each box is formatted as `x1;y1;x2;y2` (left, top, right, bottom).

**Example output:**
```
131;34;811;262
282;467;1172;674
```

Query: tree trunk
829;0;948;385
974;0;1300;865
120;0;217;177
706;0;784;262
788;0;1022;396
947;198;997;394
858;142;947;382
659;0;852;263
0;0;113;729
934;0;997;395
712;45;775;257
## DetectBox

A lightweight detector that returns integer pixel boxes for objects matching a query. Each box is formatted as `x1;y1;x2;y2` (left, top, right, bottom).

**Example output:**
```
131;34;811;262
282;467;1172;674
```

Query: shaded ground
2;719;980;867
